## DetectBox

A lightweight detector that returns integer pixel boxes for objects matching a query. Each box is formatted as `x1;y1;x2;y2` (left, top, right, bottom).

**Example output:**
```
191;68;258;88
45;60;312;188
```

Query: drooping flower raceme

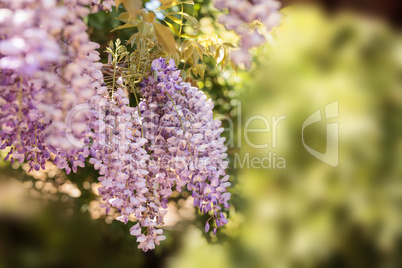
88;83;164;248
141;59;231;234
214;0;281;68
0;0;103;173
91;59;231;251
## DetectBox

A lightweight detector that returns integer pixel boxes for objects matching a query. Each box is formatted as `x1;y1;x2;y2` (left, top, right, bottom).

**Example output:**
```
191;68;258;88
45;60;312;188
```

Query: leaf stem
179;3;184;39
111;57;117;96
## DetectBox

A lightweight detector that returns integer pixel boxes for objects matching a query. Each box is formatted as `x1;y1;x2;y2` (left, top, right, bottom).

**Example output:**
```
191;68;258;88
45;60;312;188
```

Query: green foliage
108;0;235;83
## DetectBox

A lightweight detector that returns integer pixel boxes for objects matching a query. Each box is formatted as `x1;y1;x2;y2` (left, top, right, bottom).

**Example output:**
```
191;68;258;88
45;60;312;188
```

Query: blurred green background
1;1;402;268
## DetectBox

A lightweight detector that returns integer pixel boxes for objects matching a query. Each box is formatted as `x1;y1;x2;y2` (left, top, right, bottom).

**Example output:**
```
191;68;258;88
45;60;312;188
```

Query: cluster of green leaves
106;0;236;86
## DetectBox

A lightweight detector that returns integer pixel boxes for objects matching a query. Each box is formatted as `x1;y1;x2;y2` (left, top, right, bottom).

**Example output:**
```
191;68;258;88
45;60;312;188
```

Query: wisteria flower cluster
90;58;231;251
0;0;103;173
214;0;282;68
90;0;115;13
0;0;231;251
88;84;164;251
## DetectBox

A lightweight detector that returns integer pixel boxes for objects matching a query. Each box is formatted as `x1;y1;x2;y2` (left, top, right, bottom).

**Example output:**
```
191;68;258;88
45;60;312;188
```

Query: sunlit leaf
182;13;199;28
165;21;180;36
216;46;225;65
230;59;238;74
153;22;177;55
127;32;139;46
221;54;230;70
223;42;236;48
196;64;205;78
195;41;206;54
192;50;199;65
140;23;152;35
190;66;197;76
180;40;191;53
158;0;180;10
172;53;180;65
143;12;155;23
166;15;182;25
180;34;198;39
159;0;195;10
122;0;142;18
183;46;193;61
105;47;114;55
116;12;131;23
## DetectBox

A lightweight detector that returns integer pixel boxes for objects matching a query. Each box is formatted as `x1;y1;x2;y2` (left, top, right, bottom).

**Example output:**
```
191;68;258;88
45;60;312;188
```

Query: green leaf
190;66;197;76
127;33;139;46
116;12;131;23
105;47;114;55
122;0;142;18
182;14;199;28
165;21;180;36
159;0;194;10
183;46;193;61
196;64;205;78
230;59;238;74
181;40;191;49
153;22;177;55
116;38;121;47
172;53;180;65
143;12;155;23
194;46;204;62
180;69;187;79
221;54;229;70
166;15;182;25
158;0;181;10
223;42;236;48
140;23;152;35
181;34;198;39
216;46;225;65
195;42;208;59
192;50;199;65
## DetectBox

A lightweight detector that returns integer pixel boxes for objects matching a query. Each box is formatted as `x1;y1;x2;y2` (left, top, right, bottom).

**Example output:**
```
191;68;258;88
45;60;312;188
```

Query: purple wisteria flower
90;0;115;13
90;59;231;251
214;0;282;68
137;58;230;250
0;0;104;173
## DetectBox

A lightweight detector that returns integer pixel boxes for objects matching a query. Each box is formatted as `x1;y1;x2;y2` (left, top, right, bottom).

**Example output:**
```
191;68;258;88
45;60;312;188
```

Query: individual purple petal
205;222;210;232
